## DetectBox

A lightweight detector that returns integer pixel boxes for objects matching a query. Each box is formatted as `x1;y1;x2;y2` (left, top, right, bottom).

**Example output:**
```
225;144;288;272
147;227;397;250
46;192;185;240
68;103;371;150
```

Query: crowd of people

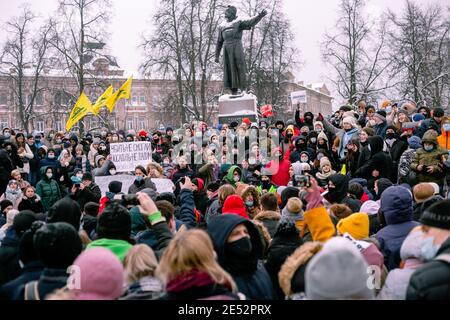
0;99;449;300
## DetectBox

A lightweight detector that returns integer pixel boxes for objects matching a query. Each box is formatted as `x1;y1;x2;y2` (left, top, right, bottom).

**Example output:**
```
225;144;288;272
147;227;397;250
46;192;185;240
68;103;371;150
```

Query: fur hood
254;210;280;221
252;220;272;253
241;186;261;208
278;242;323;297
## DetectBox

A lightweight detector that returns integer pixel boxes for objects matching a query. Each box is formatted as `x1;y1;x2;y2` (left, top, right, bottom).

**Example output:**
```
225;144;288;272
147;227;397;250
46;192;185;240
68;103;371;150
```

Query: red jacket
266;148;291;186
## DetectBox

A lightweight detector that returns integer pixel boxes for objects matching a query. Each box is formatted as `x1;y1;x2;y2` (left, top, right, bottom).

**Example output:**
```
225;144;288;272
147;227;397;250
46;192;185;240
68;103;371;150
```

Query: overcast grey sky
0;0;446;86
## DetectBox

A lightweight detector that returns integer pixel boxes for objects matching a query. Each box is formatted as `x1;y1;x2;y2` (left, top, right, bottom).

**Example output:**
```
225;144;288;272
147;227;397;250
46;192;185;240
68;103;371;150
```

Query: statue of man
215;6;267;96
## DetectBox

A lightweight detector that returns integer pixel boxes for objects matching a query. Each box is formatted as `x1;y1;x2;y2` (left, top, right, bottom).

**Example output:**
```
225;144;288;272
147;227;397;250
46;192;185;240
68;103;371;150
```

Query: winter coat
74;182;101;210
35;167;62;213
410;131;448;185
14;268;69;300
17;144;34;174
437;129;450;151
397;148;417;184
0;186;22;210
253;210;281;238
207;214;274;300
47;196;82;231
266;148;291;187
128;178;156;194
17;195;44;214
134;221;173;260
416;117;441;138
406;237;450;300
355;136;392;184
375;188;420;271
38;157;59;179
205;198;221;224
74;155;91;173
0;228;21;286
321;117;359;160
120;276;163;300
265;222;304;300
0;261;44;301
224;165;243;187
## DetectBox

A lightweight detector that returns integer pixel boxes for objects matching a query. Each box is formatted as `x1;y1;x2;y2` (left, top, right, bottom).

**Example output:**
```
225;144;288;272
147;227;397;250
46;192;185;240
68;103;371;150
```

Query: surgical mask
195;132;202;138
100;146;106;151
49;134;54;139
443;124;450;132
315;128;322;133
136;176;144;182
109;169;116;175
245;200;254;207
420;236;441;261
46;173;53;179
301;157;308;163
233;176;240;182
424;145;434;152
4;132;11;139
310;137;317;144
48;154;55;159
76;174;83;179
385;106;392;114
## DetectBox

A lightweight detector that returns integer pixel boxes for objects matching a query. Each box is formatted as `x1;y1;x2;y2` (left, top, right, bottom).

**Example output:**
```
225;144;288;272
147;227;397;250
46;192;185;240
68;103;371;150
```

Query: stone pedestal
218;93;258;125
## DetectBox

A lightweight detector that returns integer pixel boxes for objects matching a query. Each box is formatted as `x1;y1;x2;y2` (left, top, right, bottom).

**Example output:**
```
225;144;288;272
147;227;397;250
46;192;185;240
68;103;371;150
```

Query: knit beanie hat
206;181;220;193
34;222;82;269
281;198;304;224
373;110;386;122
84;202;100;217
343;117;357;127
192;178;204;192
1;199;13;213
407;136;422;150
82;172;93;181
420;200;450;230
97;202;132;240
19;227;40;264
337;213;369;240
359;200;380;216
13;211;37;236
281;187;300;210
320;157;332;170
413;183;435;204
412;113;425;122
108;181;123;194
72;247;124;300
305;237;373;300
222;195;249;219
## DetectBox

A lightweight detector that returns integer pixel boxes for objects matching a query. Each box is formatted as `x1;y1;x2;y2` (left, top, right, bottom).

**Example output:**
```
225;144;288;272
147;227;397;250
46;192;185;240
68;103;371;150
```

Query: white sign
95;175;175;196
291;90;307;105
109;141;152;172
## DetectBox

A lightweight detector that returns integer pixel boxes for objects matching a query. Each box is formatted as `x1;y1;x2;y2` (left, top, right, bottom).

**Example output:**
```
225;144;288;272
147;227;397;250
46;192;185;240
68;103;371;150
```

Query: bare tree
387;0;449;108
321;0;396;105
0;7;53;132
48;0;112;132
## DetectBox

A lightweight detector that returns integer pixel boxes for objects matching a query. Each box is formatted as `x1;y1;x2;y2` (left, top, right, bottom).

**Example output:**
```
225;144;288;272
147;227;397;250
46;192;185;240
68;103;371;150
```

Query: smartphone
295;175;310;188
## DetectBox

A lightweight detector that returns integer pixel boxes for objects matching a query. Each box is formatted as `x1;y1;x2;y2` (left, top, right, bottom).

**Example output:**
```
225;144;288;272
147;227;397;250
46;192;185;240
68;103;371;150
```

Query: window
35;92;44;106
0;92;7;105
0;119;8;130
35;120;44;132
55;119;63;131
152;96;158;107
131;96;138;106
109;117;116;128
139;119;147;130
139;95;146;106
126;118;134;130
54;91;73;106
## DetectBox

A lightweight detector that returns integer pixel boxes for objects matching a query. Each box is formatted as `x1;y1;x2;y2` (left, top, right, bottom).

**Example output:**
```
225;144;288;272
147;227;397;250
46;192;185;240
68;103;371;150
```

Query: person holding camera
128;166;156;194
71;172;101;210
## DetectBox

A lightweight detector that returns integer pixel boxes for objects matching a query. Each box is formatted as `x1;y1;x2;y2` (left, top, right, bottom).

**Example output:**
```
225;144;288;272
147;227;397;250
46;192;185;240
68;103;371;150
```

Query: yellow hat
337;213;369;240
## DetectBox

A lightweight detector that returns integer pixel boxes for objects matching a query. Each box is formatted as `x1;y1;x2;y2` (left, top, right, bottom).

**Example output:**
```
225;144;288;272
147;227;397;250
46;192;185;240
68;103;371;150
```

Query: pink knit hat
71;248;124;300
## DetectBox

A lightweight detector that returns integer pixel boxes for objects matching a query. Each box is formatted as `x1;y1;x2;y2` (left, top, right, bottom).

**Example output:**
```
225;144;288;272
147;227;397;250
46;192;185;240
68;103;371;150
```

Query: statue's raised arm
215;6;267;96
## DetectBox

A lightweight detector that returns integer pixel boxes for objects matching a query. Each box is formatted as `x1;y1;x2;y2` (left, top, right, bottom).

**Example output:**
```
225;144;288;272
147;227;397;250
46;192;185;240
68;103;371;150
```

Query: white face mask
109;169;116;175
100;146;106;151
76;174;83;179
46;173;53;179
233;176;240;182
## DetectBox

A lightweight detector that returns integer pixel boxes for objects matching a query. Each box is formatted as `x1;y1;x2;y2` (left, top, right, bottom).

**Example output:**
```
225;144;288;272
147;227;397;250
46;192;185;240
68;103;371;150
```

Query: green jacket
35;166;62;212
87;238;133;262
225;165;242;187
411;131;448;184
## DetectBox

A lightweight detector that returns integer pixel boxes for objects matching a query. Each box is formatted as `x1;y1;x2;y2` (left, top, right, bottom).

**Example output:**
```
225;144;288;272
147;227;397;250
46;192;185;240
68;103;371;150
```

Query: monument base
218;93;258;125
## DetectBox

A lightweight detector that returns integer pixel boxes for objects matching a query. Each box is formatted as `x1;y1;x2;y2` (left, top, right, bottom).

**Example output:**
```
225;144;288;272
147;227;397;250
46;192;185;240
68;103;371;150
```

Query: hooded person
325;174;361;213
410;129;448;186
295;111;315;131
191;177;208;217
378;226;427;300
47;195;82;231
376;186;420;271
256;167;278;194
266;147;291;187
87;202;133;262
406;200;450;300
35;166;62;213
224;165;242;188
416;107;445;138
305;237;374;300
355;136;392;191
289;136;315;163
17;222;82;300
207;214;274;300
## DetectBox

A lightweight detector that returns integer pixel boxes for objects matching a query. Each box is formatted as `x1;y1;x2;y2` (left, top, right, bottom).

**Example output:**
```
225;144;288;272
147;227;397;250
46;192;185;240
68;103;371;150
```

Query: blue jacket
376;186;419;270
0;261;43;300
179;189;197;229
207;214;274;300
374;121;388;138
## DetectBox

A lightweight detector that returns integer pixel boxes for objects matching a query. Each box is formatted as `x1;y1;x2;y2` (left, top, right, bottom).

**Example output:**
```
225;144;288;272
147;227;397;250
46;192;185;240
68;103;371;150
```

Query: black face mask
305;117;312;122
302;132;308;137
261;180;271;189
286;133;293;138
385;133;396;140
296;143;305;151
225;237;257;273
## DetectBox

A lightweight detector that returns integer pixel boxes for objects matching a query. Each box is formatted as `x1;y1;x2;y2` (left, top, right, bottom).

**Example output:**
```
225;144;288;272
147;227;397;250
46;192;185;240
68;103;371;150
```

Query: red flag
261;105;273;118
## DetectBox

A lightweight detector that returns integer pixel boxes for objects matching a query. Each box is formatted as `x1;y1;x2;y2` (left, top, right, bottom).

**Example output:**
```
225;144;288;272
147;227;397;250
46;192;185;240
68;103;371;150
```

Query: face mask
136;176;144;182
233;176;240;182
420;236;441;261
109;169;116;175
49;134;54;139
35;139;41;143
443;124;450;132
301;157;308;163
424;145;434;152
245;200;254;207
76;174;83;179
305;117;312;122
4;133;11;139
385;106;392;114
310;137;317;144
315;128;322;133
56;139;62;144
286;132;293;138
226;237;252;258
100;146;106;151
195;132;202;138
386;133;396;140
302;132;308;137
112;137;118;142
46;173;53;179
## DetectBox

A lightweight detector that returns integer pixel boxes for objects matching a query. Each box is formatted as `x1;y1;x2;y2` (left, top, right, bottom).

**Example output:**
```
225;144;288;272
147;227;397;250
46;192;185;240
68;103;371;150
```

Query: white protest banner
290;90;307;105
109;141;152;172
95;175;175;196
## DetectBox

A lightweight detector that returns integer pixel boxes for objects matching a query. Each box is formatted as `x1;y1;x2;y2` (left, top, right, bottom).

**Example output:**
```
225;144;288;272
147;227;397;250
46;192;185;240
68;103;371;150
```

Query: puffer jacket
35;166;62;212
410;130;448;185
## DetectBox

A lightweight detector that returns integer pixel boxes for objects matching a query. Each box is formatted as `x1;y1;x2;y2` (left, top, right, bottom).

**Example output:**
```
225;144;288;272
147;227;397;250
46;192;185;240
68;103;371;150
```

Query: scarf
316;169;337;180
166;269;231;293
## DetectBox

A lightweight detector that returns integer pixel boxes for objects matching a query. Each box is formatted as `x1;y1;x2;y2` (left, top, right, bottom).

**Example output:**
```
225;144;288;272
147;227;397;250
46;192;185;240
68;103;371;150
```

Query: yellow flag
66;92;93;131
340;164;347;175
92;86;113;115
105;76;133;112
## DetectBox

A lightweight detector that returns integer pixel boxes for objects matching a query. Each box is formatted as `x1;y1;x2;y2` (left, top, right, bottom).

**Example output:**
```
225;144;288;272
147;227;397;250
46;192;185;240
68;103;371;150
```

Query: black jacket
14;268;68;300
18;197;45;214
0;228;21;286
75;183;101;209
207;214;274;300
0;261;43;300
355;136;392;181
406;237;450;300
0;148;15;194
